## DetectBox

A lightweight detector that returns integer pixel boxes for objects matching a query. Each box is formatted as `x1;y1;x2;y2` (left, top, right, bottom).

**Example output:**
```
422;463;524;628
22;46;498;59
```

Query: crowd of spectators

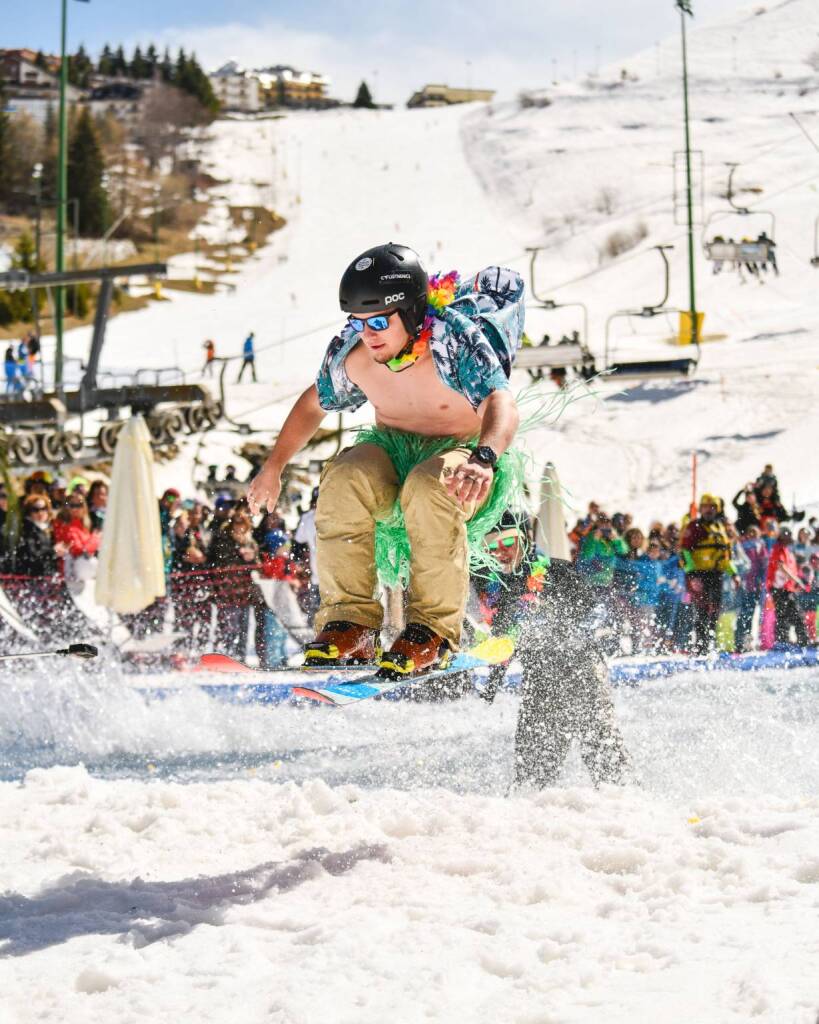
569;464;817;656
0;460;814;665
0;470;319;668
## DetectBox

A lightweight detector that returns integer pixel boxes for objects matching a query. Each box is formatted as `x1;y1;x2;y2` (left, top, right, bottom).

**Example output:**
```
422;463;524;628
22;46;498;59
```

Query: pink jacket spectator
766;542;799;593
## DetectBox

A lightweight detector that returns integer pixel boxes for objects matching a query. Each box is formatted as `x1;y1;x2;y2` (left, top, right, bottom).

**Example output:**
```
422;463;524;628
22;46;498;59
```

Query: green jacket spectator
578;524;628;587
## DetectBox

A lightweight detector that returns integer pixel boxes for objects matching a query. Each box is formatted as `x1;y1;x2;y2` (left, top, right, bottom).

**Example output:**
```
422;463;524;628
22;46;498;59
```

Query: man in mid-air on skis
248;243;524;678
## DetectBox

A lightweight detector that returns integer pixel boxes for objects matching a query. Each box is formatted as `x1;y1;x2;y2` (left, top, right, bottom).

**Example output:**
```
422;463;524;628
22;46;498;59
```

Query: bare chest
347;347;481;437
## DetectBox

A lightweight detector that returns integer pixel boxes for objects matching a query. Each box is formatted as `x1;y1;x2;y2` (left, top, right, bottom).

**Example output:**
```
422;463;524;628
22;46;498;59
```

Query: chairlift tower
676;0;701;346
0;263;225;467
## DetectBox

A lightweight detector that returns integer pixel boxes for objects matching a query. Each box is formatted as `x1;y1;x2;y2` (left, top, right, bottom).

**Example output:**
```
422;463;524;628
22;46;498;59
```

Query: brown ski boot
377;623;451;679
303;621;380;668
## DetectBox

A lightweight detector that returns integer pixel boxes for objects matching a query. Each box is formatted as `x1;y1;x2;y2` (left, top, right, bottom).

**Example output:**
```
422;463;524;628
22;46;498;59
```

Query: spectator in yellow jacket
679;493;740;654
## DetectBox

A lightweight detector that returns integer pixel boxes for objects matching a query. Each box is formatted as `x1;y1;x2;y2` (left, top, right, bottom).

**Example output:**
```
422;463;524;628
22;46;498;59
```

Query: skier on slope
247;243;524;678
470;512;633;787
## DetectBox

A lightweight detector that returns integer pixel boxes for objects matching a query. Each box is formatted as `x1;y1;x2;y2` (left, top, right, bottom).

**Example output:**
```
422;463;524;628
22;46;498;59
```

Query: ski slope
3;1;819;1020
52;1;819;523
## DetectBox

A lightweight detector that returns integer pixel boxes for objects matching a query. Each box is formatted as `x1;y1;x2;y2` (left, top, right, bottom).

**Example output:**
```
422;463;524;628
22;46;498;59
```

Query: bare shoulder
344;339;366;383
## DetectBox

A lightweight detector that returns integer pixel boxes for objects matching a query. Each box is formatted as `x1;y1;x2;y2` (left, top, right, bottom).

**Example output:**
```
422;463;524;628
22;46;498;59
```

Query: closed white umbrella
95;416;166;614
535;461;571;561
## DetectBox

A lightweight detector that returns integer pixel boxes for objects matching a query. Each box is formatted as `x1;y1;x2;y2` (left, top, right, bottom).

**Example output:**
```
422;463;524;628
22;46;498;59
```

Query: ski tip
292;686;337;705
196;653;251;674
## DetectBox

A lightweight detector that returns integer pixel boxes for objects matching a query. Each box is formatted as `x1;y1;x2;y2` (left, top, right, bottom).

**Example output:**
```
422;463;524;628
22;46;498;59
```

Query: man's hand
731;575;742;591
446;458;494;506
247;465;282;515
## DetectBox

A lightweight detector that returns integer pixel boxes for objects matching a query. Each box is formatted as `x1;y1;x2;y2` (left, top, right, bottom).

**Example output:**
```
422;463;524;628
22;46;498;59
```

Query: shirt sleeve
453;323;511;410
315;327;368;413
463;267;526;378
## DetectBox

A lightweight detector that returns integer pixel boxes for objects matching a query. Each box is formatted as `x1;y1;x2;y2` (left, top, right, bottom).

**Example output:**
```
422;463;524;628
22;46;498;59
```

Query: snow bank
1;766;817;1023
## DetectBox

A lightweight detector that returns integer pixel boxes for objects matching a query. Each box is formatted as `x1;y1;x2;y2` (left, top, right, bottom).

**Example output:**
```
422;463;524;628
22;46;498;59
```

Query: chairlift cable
788;113;819;156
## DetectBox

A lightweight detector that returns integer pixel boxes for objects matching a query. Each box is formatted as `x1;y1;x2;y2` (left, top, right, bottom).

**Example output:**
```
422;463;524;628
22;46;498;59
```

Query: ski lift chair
702;164;777;277
521;248;596;380
602;245;699;381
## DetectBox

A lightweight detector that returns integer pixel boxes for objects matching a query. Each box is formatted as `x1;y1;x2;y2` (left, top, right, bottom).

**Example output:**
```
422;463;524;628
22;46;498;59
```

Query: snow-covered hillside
4;2;819;1021
462;0;819;522
55;0;819;524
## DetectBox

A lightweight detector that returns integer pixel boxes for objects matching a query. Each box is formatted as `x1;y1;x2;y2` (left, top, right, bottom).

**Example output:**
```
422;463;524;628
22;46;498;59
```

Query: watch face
475;446;497;466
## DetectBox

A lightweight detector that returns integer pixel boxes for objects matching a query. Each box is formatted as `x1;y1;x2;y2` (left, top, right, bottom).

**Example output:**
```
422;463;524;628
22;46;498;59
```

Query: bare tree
594;186;619;217
599;222;648;263
135;82;208;172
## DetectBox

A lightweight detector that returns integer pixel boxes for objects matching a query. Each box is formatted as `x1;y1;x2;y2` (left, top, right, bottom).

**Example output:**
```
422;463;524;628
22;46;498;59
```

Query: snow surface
1;660;817;1022
4;1;819;1019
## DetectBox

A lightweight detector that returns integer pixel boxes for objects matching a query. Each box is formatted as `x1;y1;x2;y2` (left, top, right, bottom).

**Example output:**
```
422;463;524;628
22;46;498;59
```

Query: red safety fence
168;564;262;611
0;565;268;653
0;572;102;642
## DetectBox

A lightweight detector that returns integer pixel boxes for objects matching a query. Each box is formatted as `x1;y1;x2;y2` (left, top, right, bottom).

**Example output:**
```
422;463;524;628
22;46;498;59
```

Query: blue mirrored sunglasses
347;311;398;333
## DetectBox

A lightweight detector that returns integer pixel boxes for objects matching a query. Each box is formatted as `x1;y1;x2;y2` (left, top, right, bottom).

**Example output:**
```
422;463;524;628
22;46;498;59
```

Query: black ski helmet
489;509;533;547
339;243;429;337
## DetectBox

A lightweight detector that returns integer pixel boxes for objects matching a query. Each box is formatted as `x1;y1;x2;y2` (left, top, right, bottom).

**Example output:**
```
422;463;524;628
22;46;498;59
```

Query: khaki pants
314;443;483;648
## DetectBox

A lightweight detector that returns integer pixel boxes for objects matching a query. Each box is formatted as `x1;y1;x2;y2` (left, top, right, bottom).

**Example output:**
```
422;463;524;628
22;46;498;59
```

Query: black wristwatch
472;445;499;471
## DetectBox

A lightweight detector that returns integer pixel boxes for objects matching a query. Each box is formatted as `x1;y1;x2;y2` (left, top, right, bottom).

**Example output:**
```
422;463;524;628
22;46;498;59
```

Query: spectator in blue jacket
4;346;20;395
237;331;257;382
628;539;663;653
656;545;686;652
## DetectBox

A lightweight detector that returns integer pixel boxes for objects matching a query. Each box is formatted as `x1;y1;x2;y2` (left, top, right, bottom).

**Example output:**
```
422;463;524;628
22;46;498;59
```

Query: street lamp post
55;0;69;388
676;0;699;346
101;171;109;265
31;162;43;343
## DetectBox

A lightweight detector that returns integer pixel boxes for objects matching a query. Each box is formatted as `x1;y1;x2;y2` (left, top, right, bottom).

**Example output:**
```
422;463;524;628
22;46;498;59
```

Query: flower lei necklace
386;271;460;373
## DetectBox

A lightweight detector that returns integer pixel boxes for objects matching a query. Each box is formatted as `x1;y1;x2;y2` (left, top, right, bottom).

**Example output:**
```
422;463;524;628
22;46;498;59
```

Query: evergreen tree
98;43;114;77
185;53;219;113
34;51;49;71
172;50;218;113
68;44;93;88
67;107;108;236
174;47;187;82
160;47;173;83
131;45;148;79
0;233;43;325
113;44;127;77
145;43;159;79
0;89;41;212
353;80;375;109
0;86;11;206
41;103;59;201
13;232;40;273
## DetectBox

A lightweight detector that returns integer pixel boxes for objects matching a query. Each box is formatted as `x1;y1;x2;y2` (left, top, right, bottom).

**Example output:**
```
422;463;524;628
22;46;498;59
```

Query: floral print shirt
315;266;525;412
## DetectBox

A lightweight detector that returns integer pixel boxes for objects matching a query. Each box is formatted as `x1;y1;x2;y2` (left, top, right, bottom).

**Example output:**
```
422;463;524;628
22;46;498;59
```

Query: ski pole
0;643;99;663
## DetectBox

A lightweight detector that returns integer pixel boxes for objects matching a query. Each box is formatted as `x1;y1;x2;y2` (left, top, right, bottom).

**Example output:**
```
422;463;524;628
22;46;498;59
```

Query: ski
195;653;373;675
292;636;514;707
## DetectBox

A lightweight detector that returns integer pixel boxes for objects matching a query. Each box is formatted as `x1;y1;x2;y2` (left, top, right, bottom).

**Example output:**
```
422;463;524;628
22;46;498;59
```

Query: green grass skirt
354;425;527;589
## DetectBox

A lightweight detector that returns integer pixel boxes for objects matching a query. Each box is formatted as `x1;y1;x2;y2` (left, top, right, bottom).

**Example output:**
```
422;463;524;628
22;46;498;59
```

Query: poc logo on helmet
384;292;405;305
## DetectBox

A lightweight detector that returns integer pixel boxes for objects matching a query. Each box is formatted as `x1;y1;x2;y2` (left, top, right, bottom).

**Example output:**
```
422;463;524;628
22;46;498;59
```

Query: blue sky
8;0;745;102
